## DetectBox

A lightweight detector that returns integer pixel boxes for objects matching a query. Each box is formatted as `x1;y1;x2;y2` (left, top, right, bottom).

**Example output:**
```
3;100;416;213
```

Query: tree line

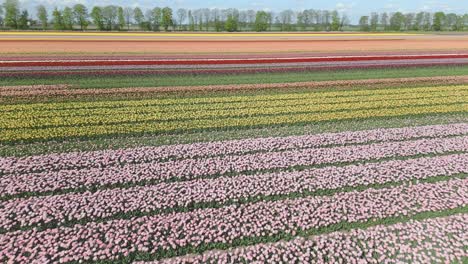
1;0;468;32
358;12;468;31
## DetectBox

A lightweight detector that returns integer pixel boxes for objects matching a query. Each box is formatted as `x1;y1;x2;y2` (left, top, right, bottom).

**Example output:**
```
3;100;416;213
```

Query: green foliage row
2;65;468;88
359;11;468;32
3;87;466;129
1;0;468;32
2;113;465;157
1;100;465;143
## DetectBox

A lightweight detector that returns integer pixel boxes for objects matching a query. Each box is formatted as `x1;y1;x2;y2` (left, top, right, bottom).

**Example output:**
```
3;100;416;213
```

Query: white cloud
335;2;355;13
419;1;456;12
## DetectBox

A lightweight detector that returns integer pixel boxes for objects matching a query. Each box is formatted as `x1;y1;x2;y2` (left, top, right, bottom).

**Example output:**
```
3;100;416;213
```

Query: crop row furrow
1;179;465;263
149;214;468;264
3;96;466;130
4;89;465;120
3;85;466;113
1;123;466;175
2;136;466;199
1;154;466;233
2;103;466;142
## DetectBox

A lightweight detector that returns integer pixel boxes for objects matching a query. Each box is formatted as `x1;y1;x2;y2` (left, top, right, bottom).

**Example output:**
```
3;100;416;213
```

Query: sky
17;0;468;23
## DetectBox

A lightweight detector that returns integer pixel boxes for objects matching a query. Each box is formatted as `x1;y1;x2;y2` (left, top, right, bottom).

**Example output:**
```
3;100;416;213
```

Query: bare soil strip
2;76;468;99
1;38;467;54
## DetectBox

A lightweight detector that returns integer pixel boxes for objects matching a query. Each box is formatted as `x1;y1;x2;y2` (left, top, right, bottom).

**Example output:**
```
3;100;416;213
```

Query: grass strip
2;65;468;88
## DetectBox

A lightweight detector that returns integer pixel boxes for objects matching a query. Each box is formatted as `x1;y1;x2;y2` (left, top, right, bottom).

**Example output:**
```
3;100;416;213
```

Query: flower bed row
2;62;468;78
1;103;465;142
1;154;466;232
4;95;466;130
2;77;468;100
5;84;459;113
6;87;460;120
2;136;466;199
3;54;468;67
0;179;465;263
1;123;466;175
6;87;462;121
150;214;467;264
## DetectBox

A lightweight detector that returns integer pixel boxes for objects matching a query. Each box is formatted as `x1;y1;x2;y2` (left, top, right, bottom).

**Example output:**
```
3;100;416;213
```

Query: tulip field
1;33;468;263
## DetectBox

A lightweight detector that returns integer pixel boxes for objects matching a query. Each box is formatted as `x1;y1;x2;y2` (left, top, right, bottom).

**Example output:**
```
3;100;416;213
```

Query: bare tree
278;9;294;31
202;8;210;30
239;10;247;30
123;7;133;30
246;10;255;30
177;8;187;30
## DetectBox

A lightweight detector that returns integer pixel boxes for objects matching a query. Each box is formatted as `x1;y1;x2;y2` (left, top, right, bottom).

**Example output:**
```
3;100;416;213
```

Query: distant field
1;34;467;263
1;31;467;53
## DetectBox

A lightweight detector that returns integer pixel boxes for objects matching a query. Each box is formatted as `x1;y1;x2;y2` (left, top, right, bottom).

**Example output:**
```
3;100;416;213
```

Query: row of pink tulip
1;123;466;175
2;136;467;198
1;154;466;232
148;214;467;264
0;179;465;263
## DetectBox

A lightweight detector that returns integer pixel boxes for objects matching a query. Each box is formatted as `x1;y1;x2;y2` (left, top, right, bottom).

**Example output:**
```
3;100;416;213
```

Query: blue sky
19;0;468;23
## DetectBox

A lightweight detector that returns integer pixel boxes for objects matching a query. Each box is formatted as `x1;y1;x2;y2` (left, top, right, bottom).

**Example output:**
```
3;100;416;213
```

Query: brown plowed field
1;35;468;54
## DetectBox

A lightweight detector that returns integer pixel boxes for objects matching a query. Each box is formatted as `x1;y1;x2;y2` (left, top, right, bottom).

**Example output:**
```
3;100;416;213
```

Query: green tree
423;12;432;30
123;7;132;30
370;12;379;31
380;12;389;30
188;10;195;31
296;11;305;30
413;12;424;30
62;7;73;30
102;5;118;30
4;0;19;29
359;16;369;31
433;12;445;31
36;5;48;30
254;11;269;32
91;6;104;30
0;5;4;28
339;14;349;31
330;10;340;31
73;4;88;30
118;7;125;30
445;13;458;30
225;13;238;32
161;7;173;31
454;15;464;31
52;8;64;30
151;7;162;31
133;7;144;30
463;14;468;31
404;13;415;31
17;9;28;29
389;12;405;31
